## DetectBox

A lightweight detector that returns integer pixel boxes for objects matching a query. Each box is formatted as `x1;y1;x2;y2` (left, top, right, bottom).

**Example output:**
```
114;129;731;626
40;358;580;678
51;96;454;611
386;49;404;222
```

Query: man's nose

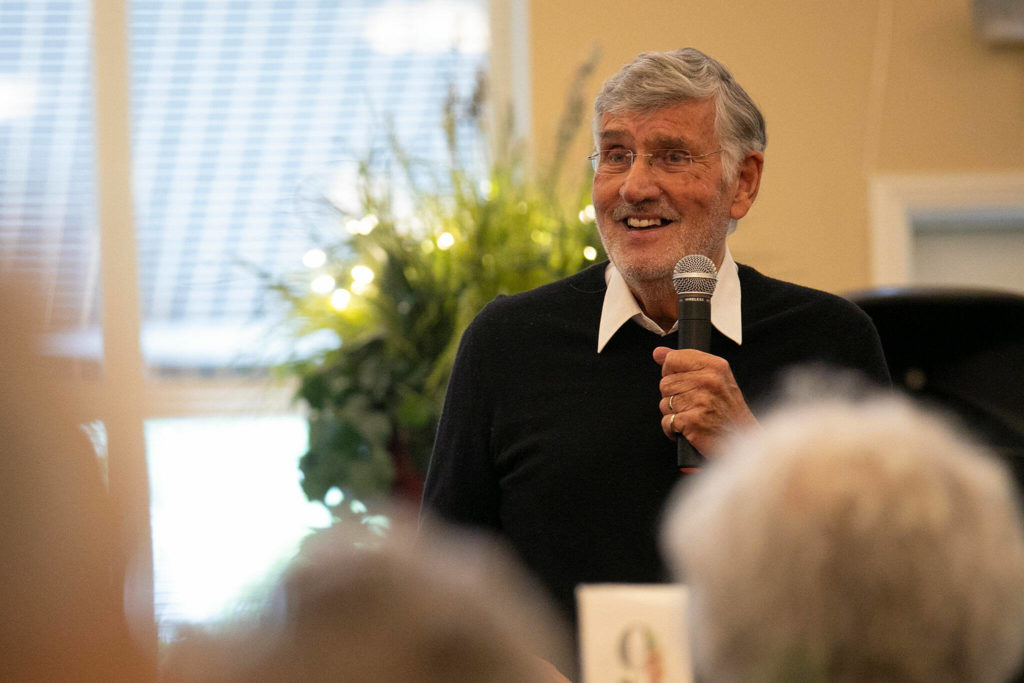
619;157;661;204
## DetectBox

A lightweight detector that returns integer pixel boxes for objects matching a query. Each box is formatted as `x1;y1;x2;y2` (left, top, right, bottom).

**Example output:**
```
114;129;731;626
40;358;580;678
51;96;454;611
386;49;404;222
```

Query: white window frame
87;0;513;649
488;0;532;153
868;173;1024;287
90;0;155;652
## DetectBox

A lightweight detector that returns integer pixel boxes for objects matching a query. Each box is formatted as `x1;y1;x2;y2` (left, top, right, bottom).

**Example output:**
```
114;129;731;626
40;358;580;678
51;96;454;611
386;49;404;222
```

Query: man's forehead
596;100;716;146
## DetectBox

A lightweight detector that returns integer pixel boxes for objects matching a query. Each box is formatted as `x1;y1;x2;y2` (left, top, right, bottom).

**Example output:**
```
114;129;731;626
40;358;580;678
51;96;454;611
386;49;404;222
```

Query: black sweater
422;261;890;620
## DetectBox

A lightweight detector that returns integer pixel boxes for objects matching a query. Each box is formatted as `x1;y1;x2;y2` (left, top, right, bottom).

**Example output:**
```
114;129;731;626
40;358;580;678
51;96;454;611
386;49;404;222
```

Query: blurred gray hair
161;511;572;683
593;47;766;185
661;391;1024;683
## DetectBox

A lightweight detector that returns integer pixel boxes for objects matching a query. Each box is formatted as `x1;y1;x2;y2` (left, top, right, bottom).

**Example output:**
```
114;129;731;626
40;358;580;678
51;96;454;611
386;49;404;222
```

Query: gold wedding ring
668;394;676;412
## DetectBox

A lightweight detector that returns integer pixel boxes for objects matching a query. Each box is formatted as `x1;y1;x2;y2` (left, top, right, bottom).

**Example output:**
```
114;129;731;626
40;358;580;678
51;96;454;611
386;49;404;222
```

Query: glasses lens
596;150;631;174
590;149;709;174
655;149;693;173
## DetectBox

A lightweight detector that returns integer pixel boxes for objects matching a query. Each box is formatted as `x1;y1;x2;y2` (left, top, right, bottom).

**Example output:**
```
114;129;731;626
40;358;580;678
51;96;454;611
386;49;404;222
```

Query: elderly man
422;48;889;621
661;391;1024;682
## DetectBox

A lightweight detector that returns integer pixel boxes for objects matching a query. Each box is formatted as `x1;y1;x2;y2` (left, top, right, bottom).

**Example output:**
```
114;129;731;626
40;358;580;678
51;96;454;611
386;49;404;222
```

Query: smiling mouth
625;217;674;230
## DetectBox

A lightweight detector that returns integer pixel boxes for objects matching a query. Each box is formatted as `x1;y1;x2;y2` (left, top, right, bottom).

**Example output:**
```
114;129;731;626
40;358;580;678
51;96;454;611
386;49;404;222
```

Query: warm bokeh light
302;248;327;268
359;214;379;234
351;265;375;285
311;274;336;295
330;288;352;310
324;486;344;506
531;229;552;246
578;204;596;223
346;215;379;236
583;246;598;261
437;232;455;250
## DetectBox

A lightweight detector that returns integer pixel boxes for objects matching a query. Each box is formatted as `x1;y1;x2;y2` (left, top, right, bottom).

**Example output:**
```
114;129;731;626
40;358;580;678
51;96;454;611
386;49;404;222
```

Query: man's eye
662;150;692;165
605;150;630;164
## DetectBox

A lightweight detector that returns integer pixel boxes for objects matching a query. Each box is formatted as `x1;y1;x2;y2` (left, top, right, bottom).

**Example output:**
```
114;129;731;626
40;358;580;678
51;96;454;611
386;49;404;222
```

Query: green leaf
273;57;606;501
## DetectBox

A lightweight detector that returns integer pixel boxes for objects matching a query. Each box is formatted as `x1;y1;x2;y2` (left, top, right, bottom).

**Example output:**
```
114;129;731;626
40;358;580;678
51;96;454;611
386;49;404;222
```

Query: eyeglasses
587;148;723;174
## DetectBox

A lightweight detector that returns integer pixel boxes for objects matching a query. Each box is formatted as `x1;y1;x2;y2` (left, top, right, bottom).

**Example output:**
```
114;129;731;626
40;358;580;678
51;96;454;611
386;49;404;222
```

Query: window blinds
0;0;488;369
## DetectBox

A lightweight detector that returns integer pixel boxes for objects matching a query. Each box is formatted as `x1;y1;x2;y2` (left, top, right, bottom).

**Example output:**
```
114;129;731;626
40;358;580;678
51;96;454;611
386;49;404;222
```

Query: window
129;0;487;371
869;174;1024;290
0;0;489;640
911;208;1024;294
0;0;99;343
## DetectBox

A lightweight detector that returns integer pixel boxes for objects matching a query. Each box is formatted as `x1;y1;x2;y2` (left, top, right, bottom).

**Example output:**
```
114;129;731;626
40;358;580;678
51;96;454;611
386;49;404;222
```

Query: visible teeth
626;217;663;228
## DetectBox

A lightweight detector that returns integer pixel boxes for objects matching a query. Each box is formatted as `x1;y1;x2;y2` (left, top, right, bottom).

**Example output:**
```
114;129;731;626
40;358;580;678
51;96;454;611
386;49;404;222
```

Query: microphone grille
673;254;718;297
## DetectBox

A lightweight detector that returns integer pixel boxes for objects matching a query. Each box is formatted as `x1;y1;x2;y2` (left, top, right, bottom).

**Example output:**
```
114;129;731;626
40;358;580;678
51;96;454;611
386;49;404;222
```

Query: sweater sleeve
420;304;503;533
738;265;892;391
817;296;892;388
840;301;891;387
809;295;892;388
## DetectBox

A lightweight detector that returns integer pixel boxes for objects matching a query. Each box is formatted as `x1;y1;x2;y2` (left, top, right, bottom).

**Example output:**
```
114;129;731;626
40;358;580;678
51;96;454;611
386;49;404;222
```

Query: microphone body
677;297;711;351
672;255;718;471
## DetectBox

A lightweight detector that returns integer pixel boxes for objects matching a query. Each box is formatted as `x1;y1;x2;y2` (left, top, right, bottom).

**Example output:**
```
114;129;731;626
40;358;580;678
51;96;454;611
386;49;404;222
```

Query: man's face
592;98;740;288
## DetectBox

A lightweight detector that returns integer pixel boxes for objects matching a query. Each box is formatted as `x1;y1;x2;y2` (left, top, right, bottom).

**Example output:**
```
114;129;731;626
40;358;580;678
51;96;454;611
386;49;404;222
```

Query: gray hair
161;514;572;683
661;391;1024;683
593;47;766;184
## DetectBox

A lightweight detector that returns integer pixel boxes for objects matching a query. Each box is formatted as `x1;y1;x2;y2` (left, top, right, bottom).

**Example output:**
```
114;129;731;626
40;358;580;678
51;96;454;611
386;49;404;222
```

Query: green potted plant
271;57;603;517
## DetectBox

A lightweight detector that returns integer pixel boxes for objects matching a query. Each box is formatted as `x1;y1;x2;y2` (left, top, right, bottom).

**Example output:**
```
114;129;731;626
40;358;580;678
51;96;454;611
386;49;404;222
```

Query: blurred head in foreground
662;388;1024;683
162;511;571;683
0;280;149;681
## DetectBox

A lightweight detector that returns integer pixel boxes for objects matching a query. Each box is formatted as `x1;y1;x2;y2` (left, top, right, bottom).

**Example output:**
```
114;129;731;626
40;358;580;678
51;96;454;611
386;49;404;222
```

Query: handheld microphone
672;255;718;471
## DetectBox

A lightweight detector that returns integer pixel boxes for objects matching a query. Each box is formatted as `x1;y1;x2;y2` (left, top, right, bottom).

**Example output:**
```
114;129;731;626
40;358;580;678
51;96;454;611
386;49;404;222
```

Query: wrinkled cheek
594;215;616;243
592;178;621;208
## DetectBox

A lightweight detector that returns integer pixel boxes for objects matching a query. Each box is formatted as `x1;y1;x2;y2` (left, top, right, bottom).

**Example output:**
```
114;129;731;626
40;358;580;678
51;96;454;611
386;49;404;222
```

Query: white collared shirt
596;246;743;352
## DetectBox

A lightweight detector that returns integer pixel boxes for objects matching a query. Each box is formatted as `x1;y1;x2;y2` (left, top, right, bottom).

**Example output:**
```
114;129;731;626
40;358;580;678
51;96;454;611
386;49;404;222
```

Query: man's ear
730;152;763;221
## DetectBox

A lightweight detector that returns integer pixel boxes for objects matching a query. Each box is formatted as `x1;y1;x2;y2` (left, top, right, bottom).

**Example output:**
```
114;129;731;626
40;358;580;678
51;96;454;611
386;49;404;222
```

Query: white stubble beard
598;198;732;291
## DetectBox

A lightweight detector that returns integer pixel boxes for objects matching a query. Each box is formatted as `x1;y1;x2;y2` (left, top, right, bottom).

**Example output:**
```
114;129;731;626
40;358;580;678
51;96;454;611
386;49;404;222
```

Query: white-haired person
161;514;573;682
662;388;1024;682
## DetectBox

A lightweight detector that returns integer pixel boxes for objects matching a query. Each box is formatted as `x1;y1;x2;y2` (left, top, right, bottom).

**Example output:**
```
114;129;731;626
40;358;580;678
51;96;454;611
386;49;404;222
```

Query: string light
437;232;455;250
324;487;344;506
351;265;374;285
302;248;327;268
346;214;379;235
330;288;352;310
350;264;373;295
359;214;379;234
311;274;336;295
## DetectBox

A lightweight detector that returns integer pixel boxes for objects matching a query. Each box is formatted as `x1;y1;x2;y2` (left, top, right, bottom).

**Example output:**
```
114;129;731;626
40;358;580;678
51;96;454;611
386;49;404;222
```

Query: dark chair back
847;287;1024;491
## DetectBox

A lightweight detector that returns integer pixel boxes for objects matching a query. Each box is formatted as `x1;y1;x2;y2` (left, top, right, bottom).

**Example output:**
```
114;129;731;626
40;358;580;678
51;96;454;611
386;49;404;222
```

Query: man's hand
653;346;758;457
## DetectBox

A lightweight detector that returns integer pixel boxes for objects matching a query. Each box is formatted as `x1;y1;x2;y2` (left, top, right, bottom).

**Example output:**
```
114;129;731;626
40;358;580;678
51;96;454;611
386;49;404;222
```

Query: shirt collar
597;246;743;352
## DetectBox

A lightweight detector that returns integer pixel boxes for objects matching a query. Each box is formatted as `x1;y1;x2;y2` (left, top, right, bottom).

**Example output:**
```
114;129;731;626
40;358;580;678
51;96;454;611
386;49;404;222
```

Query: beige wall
526;0;1024;293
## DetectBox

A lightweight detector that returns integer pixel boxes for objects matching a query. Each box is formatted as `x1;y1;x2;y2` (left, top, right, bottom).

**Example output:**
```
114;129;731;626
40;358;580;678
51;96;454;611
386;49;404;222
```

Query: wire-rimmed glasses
587;148;723;174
